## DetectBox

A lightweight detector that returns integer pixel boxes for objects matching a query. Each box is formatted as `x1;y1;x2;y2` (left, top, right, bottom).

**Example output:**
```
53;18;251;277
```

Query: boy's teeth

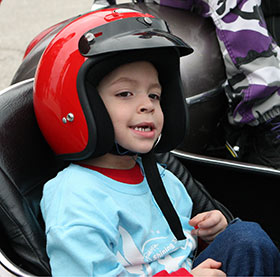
134;127;152;132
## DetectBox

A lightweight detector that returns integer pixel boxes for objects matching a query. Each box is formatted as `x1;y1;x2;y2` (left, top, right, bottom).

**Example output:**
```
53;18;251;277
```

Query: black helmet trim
70;48;189;161
78;16;193;58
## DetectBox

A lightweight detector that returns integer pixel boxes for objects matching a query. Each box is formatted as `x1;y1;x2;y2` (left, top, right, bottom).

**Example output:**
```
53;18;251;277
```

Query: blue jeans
193;219;280;276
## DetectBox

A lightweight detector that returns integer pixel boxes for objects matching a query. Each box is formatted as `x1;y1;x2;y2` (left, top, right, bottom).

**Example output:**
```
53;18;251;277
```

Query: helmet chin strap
109;141;137;156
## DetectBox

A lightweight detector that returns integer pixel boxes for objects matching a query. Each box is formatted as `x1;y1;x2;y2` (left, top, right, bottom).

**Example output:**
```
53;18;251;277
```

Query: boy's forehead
110;61;156;75
99;61;159;86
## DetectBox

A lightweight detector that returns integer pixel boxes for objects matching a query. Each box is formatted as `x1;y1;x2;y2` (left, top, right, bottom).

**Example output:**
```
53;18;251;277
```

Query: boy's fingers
197;217;217;229
189;212;208;227
190;210;223;229
199;258;222;269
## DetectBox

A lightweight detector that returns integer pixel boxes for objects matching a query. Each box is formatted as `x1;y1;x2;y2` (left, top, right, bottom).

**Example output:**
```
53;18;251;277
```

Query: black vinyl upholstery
0;80;64;275
0;80;233;275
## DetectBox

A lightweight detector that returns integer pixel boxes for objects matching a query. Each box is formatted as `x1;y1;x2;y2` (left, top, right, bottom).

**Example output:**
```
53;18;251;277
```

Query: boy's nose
138;96;154;113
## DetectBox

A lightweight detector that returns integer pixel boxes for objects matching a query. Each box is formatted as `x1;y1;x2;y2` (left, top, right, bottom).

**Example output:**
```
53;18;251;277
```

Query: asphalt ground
0;0;127;91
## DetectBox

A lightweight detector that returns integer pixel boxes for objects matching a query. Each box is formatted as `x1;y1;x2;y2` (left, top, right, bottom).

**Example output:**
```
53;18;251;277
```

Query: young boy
35;8;280;276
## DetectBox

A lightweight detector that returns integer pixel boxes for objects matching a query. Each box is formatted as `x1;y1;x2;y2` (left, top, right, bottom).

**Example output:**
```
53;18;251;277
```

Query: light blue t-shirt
40;161;196;276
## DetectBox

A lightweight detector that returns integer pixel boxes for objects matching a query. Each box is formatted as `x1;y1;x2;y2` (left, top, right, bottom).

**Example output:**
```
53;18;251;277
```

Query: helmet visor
78;16;193;58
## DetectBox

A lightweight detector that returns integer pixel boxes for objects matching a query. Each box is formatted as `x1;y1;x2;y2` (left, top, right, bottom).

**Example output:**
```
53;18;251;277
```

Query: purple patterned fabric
157;0;280;125
215;29;272;62
234;85;278;123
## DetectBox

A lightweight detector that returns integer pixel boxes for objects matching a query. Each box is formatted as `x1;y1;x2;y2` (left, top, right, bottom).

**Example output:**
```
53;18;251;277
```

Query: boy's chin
124;145;154;155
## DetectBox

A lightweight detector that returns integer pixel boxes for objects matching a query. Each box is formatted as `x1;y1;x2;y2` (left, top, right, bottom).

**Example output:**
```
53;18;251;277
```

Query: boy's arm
41;168;127;276
46;225;126;276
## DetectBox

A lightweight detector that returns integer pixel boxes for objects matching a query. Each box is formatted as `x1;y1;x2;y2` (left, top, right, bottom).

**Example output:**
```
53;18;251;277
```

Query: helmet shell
19;3;226;156
34;8;192;160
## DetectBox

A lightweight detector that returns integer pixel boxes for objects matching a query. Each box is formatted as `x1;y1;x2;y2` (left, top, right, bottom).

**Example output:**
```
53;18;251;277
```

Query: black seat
0;79;233;275
0;79;65;275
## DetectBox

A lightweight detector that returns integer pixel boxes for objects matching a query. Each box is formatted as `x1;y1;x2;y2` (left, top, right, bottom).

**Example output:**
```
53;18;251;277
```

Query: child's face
98;61;164;154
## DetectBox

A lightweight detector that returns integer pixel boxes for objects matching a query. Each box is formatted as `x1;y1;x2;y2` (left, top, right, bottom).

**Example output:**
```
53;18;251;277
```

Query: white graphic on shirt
116;226;196;275
117;226;150;275
117;226;145;275
157;254;185;272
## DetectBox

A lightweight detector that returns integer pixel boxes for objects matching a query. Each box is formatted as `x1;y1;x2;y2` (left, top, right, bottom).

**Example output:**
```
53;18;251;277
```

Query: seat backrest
0;79;66;275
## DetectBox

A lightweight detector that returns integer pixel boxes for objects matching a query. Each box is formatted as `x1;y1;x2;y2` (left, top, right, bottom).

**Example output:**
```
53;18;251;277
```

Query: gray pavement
0;0;96;91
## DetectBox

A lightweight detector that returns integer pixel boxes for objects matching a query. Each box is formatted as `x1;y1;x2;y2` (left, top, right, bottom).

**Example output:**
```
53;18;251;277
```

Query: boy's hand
189;210;227;243
191;259;226;276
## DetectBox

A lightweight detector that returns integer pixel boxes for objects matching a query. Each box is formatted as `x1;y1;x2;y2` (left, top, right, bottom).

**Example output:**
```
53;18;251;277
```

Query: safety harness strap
142;150;186;241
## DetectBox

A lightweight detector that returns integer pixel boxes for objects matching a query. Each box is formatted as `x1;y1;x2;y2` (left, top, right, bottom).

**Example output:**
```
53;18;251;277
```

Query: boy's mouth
133;126;152;132
130;123;155;133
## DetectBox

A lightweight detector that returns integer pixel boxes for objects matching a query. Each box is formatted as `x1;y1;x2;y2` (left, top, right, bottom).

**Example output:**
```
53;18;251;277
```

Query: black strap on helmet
142;150;186;241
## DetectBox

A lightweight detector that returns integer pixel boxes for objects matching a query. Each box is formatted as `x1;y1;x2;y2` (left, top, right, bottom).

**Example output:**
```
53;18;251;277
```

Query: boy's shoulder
44;164;90;189
42;164;105;205
41;164;116;228
48;163;101;185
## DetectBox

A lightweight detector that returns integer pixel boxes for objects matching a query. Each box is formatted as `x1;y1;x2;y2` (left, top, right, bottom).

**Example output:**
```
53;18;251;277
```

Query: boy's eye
149;93;161;101
116;91;133;97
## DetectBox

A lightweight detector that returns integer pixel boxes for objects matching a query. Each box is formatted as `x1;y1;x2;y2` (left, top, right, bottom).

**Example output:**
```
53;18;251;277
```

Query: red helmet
34;8;193;160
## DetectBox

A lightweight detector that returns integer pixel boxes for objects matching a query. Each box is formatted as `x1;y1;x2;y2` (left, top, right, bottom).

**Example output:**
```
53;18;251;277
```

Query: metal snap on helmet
33;8;193;160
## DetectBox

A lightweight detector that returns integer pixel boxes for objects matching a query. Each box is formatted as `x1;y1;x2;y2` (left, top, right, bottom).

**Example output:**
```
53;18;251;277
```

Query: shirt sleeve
47;224;126;276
